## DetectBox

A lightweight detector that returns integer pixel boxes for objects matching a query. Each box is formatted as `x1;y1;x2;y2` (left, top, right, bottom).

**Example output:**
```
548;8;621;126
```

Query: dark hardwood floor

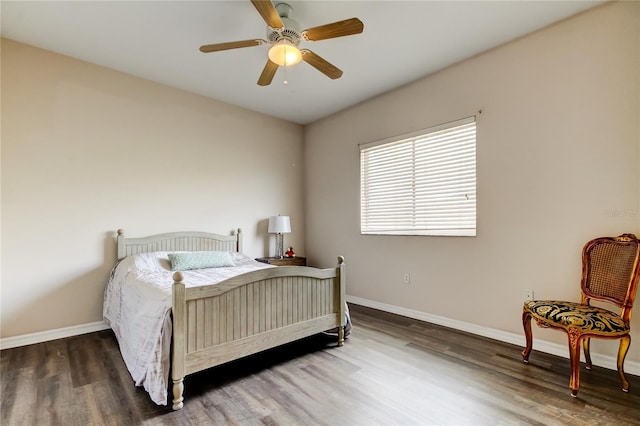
2;304;639;425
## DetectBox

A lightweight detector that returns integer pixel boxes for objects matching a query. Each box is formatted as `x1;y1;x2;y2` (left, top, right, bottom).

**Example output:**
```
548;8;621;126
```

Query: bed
103;228;347;410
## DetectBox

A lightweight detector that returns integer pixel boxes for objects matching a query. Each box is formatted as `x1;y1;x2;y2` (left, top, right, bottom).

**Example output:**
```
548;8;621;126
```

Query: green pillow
168;251;235;271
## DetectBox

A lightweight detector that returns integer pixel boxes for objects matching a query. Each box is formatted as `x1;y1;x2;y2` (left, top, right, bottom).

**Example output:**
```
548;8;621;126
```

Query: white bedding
103;251;273;406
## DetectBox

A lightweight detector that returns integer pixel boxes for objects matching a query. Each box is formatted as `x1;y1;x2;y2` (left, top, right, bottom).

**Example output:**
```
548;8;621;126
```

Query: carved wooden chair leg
521;311;533;363
617;335;631;392
583;337;592;370
567;329;582;397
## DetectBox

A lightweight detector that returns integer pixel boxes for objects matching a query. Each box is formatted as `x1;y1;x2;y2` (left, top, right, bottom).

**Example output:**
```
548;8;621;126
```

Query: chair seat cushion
523;300;629;336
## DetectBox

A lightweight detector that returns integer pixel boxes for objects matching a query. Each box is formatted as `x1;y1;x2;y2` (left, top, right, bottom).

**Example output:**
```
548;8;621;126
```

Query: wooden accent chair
522;234;640;396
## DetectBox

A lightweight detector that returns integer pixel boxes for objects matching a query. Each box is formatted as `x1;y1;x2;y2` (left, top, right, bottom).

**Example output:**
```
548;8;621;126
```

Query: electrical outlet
403;273;410;284
525;290;534;301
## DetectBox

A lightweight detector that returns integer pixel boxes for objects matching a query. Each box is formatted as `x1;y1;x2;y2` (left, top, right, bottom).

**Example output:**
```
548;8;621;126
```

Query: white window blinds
360;116;476;236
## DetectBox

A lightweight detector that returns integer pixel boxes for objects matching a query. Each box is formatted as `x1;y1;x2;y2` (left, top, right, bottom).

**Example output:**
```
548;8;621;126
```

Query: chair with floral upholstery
522;233;640;396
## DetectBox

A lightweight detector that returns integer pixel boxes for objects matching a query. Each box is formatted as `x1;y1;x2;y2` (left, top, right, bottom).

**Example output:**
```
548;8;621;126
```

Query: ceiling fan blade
302;18;364;41
258;59;279;86
200;39;266;53
251;0;284;29
301;50;343;80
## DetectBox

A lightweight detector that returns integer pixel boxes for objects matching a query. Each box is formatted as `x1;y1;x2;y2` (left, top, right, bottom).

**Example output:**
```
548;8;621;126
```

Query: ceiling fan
199;0;364;86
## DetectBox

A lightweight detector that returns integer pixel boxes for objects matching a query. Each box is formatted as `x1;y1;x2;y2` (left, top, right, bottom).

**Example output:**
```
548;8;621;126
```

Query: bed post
337;256;346;346
117;229;126;260
171;272;186;410
237;228;243;253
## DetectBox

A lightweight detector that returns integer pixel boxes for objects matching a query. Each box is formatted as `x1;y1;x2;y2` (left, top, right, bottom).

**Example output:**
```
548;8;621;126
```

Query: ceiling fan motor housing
267;3;302;46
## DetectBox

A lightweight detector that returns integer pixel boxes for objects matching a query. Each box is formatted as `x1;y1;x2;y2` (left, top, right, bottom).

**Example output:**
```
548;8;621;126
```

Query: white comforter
103;251;273;405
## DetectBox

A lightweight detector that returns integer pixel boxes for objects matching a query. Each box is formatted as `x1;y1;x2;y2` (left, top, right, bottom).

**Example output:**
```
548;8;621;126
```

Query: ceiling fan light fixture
268;41;302;67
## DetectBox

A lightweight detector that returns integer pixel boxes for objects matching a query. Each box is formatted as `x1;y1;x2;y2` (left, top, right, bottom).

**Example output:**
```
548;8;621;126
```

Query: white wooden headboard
116;229;243;260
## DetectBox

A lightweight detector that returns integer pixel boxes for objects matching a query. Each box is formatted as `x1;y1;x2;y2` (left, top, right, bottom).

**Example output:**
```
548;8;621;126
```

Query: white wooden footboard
170;258;346;410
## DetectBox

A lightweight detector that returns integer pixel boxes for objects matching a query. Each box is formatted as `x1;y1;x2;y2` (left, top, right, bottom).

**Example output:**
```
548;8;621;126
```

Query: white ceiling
1;1;605;124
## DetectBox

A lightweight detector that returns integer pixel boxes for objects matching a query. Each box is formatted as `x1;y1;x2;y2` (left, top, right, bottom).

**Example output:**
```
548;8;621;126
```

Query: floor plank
1;304;639;425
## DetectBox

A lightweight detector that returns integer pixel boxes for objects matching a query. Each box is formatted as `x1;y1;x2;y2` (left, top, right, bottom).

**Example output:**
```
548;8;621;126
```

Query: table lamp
268;215;291;259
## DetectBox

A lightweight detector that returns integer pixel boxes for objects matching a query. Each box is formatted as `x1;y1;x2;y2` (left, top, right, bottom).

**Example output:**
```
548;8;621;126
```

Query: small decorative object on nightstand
285;246;295;257
255;256;306;266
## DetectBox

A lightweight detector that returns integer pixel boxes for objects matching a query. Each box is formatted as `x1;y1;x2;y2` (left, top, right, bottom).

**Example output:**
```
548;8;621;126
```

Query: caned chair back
581;234;640;322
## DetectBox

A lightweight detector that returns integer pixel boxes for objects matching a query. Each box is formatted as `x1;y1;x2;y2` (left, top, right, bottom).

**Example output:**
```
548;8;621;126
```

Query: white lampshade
268;41;302;67
268;215;291;234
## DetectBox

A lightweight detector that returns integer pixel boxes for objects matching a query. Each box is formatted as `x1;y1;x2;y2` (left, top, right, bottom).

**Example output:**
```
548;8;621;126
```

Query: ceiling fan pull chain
282;41;288;84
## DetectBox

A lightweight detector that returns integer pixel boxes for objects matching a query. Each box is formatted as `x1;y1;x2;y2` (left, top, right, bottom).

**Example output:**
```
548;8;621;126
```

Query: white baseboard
346;295;640;376
0;321;110;350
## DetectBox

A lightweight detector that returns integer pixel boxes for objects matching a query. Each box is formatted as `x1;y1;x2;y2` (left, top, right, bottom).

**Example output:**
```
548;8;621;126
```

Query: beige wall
305;1;640;365
1;39;305;338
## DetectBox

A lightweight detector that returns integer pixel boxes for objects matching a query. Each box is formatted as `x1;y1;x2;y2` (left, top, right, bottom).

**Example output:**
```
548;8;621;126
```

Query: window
360;116;476;236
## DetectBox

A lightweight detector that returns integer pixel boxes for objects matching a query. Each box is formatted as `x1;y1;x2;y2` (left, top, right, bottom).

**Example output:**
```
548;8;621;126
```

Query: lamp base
275;233;284;259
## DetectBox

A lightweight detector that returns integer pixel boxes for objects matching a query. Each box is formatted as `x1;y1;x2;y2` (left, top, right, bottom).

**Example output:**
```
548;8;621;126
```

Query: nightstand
255;257;307;266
